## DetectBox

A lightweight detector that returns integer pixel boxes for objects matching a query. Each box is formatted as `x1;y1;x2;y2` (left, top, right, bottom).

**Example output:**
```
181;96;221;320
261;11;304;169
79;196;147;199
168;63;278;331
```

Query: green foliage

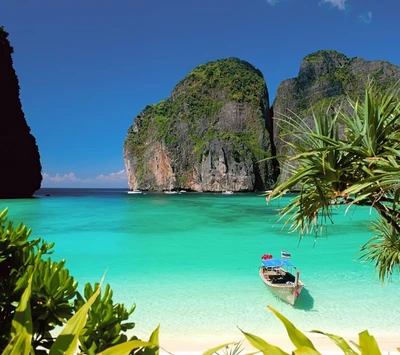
268;81;400;281
0;207;56;351
154;115;170;141
31;258;78;351
193;136;209;162
206;306;385;355
303;50;349;64
3;272;158;355
0;208;154;354
75;283;136;355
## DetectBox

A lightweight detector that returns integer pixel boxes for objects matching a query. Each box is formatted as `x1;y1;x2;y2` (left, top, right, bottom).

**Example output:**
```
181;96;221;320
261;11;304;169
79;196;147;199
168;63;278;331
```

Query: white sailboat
164;179;178;194
222;172;233;195
127;189;142;194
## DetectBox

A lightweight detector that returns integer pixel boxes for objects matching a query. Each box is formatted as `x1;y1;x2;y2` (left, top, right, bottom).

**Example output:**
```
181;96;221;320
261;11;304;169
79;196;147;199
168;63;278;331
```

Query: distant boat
127;189;142;194
222;174;234;195
164;180;178;194
281;251;291;259
259;255;304;306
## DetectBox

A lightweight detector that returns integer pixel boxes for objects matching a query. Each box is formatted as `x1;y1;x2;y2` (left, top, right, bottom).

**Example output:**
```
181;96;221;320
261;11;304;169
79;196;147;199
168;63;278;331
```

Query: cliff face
272;50;400;182
124;58;276;192
125;51;399;191
0;26;42;198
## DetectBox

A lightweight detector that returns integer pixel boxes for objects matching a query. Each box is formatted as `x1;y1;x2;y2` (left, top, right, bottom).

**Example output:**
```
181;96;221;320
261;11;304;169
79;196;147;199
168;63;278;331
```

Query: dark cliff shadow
293;288;314;311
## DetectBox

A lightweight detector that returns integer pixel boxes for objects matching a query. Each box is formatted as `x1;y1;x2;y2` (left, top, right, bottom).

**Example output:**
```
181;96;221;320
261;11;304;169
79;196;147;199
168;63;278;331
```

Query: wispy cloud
42;172;82;183
42;170;127;187
265;0;279;5
358;11;372;23
95;170;127;182
320;0;347;10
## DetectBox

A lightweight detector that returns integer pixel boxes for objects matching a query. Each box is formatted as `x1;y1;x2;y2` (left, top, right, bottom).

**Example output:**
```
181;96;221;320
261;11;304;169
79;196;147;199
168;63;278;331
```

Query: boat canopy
262;259;296;268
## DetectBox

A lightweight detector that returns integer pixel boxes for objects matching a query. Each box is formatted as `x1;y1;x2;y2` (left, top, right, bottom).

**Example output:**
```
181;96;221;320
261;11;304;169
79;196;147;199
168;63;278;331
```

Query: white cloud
95;170;127;182
266;0;278;5
42;172;81;182
359;11;372;23
320;0;346;10
42;170;127;187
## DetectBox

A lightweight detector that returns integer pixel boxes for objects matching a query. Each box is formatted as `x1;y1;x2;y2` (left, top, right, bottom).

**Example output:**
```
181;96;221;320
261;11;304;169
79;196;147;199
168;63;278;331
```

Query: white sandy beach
156;334;400;354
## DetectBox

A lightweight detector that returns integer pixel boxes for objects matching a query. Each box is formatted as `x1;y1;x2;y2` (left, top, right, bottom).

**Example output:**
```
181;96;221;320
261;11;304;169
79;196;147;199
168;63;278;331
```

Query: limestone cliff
272;50;400;182
124;58;276;192
0;26;42;198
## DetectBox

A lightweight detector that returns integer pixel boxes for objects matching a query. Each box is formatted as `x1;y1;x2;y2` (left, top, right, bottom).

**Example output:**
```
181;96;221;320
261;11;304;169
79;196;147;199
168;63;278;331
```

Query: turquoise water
2;189;399;341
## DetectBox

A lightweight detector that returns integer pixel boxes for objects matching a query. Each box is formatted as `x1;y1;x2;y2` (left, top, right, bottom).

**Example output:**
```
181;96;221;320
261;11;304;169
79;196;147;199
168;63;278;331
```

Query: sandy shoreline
156;333;400;354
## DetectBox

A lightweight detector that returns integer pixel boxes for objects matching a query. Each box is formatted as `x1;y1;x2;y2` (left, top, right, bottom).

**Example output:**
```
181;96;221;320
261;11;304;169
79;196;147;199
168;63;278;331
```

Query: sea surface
2;188;399;343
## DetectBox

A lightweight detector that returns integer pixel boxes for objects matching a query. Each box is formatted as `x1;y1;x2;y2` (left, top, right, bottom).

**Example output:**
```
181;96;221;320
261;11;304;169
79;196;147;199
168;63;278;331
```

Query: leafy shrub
0;207;157;354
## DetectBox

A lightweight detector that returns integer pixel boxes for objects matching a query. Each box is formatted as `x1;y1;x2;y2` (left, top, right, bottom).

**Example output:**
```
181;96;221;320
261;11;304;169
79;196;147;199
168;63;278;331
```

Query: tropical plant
0;207;58;352
205;306;390;355
74;282;136;354
2;269;159;355
0;207;156;354
215;341;244;355
267;81;400;281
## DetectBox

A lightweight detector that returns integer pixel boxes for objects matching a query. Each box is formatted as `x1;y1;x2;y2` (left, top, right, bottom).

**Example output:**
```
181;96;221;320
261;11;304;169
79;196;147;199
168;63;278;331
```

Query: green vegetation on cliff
124;57;273;191
175;57;266;108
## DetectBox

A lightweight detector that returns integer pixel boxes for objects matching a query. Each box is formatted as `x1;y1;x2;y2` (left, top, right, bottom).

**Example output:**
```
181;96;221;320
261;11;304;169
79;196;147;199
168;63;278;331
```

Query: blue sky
2;0;399;188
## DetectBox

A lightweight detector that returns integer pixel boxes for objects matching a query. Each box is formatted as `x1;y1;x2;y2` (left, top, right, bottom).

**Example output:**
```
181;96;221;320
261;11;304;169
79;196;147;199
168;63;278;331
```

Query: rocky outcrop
0;26;42;198
125;51;399;191
124;58;276;192
273;50;400;122
272;50;400;182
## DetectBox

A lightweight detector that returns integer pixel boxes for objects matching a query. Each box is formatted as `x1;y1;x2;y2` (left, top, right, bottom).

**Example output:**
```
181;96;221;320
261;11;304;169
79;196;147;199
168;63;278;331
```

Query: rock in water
124;58;277;192
0;26;42;198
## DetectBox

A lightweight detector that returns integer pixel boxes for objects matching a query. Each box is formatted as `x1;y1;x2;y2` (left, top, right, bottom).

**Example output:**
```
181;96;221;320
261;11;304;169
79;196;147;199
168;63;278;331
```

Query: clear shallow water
2;188;399;341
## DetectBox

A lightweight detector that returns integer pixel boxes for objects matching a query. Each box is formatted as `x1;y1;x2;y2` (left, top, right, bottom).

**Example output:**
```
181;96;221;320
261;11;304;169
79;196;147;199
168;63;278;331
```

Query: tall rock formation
124;58;276;192
272;49;400;182
0;26;42;198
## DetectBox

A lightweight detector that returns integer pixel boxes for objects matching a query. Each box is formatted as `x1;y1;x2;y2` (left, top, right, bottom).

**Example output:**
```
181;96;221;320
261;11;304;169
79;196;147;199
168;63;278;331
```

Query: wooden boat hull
259;267;304;306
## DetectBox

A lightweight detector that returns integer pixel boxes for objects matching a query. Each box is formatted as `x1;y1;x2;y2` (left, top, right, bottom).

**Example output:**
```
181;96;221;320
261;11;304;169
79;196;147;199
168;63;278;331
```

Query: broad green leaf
293;346;322;355
202;342;235;355
241;329;289;355
358;330;381;355
148;324;160;345
49;278;103;355
141;324;160;355
268;306;316;350
96;340;155;355
2;273;34;355
311;330;357;355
